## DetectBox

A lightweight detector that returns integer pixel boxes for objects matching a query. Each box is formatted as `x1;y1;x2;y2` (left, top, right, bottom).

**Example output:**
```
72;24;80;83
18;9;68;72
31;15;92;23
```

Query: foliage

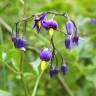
0;0;96;96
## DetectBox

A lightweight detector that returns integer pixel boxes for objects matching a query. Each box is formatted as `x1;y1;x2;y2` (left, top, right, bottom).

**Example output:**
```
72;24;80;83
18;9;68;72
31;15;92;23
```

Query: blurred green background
0;0;96;96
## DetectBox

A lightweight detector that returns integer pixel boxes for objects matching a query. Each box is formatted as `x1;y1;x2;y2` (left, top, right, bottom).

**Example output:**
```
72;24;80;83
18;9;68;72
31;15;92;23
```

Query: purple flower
61;63;67;75
12;32;26;51
54;67;59;75
20;37;26;51
32;12;46;32
14;37;21;48
50;66;55;77
42;19;58;30
39;48;52;61
72;36;79;46
14;37;26;50
66;20;74;35
65;35;72;49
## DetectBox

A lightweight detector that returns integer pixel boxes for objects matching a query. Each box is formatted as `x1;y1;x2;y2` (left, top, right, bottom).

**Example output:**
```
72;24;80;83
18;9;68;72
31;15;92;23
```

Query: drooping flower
65;35;72;49
20;37;26;51
61;63;67;75
50;66;55;77
14;36;21;48
32;12;46;32
54;67;59;75
12;32;26;51
39;48;52;61
72;35;79;46
66;20;74;35
42;19;58;30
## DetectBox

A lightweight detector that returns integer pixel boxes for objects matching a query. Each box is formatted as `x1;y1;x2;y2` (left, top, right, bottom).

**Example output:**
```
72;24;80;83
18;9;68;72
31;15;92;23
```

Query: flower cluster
12;11;80;78
32;12;58;33
11;23;26;51
65;19;79;49
39;47;67;77
12;33;26;51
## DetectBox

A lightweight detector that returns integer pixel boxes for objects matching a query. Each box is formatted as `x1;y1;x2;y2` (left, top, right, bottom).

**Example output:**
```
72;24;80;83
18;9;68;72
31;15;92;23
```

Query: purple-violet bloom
66;20;74;35
72;35;79;46
50;66;55;77
12;32;26;51
42;19;58;30
39;48;52;61
32;12;46;32
61;63;67;75
65;35;72;49
54;67;59;75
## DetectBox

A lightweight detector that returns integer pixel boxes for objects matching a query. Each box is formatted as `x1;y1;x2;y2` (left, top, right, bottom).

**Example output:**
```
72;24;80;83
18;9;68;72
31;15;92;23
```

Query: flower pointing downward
32;12;46;32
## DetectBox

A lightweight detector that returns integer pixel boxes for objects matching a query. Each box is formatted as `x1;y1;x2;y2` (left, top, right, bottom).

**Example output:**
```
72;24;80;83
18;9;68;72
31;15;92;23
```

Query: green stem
20;51;29;96
56;74;73;96
31;71;43;96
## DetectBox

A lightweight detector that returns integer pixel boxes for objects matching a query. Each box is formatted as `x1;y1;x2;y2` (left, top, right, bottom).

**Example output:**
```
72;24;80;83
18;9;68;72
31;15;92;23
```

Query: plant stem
31;71;43;96
16;11;67;23
56;74;73;96
20;51;29;96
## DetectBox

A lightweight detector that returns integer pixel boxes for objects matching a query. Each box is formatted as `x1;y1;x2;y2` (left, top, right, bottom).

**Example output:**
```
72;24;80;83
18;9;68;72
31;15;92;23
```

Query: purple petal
32;21;36;29
39;48;52;61
14;37;22;48
47;19;58;30
41;21;49;30
65;35;72;49
42;19;58;30
66;20;74;35
61;63;67;75
36;25;41;32
72;36;79;46
39;12;46;21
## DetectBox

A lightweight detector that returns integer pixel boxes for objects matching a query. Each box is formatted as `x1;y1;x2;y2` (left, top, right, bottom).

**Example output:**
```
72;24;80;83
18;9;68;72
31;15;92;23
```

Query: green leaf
30;58;41;75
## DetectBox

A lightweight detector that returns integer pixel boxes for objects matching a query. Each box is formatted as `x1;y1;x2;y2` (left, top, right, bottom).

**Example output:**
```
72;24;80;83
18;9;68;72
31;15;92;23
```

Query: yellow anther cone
37;21;41;29
49;28;54;37
41;61;47;71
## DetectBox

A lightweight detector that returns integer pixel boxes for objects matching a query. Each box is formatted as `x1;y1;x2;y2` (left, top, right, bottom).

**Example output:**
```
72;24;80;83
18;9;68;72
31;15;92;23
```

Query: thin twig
31;71;43;96
20;51;29;96
56;74;73;96
16;11;67;23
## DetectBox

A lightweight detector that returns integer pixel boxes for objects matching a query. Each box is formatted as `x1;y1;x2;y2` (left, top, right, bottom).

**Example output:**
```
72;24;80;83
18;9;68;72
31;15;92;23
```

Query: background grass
0;0;96;96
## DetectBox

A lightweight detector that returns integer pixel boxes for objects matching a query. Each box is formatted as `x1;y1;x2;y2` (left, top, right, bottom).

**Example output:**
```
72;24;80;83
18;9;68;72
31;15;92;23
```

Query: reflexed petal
47;19;58;30
32;21;36;29
42;19;58;30
41;21;49;30
39;12;46;21
36;25;41;32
